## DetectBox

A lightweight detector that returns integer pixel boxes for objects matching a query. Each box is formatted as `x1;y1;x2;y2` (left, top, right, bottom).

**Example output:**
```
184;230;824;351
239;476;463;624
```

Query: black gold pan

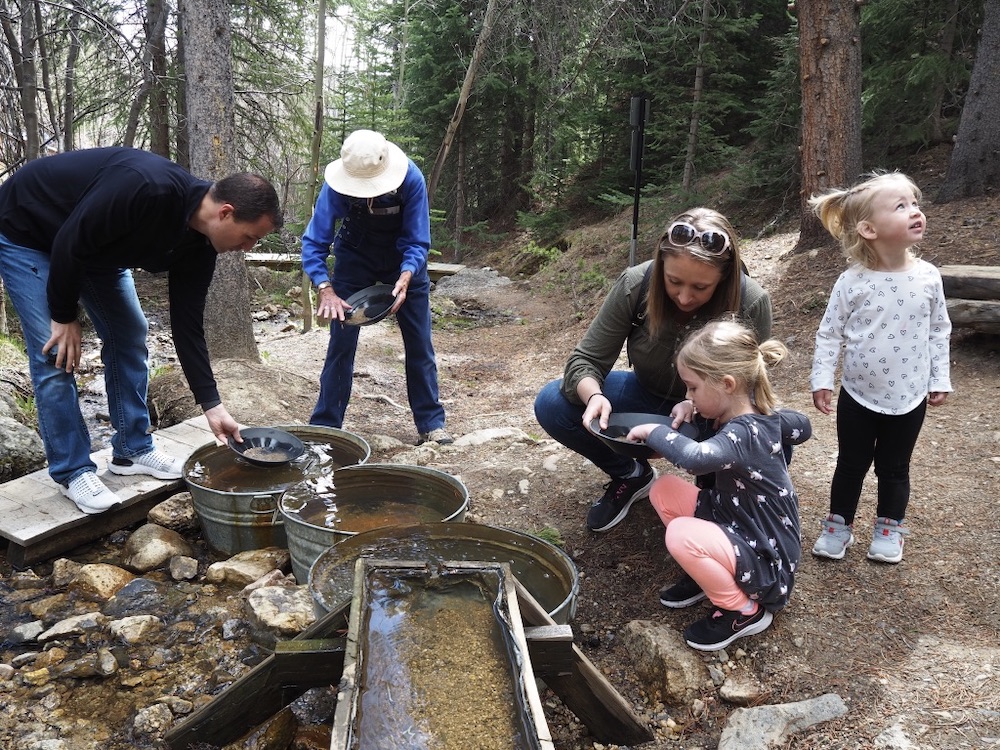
343;284;397;326
228;427;305;467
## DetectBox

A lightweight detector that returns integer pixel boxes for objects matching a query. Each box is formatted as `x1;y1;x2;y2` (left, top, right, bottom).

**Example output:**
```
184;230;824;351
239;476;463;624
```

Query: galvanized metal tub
280;463;470;583
309;521;580;624
183;425;371;556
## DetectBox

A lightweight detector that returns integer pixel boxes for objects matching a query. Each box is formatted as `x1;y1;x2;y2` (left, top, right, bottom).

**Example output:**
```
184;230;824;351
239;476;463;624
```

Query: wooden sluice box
163;557;652;750
332;558;554;750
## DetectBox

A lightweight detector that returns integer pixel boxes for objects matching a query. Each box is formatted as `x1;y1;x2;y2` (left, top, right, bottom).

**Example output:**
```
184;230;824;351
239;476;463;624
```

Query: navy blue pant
310;245;445;434
830;387;927;524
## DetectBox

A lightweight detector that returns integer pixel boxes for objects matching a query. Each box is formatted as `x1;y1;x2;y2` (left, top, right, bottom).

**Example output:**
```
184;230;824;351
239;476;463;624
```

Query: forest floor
5;144;998;749
190;145;1000;749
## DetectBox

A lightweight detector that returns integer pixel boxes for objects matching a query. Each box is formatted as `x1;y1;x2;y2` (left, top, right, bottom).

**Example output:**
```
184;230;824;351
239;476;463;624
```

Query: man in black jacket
0;147;282;514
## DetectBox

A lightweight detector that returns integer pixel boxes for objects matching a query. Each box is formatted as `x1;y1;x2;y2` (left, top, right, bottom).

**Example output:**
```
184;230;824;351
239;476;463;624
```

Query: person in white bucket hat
301;130;452;445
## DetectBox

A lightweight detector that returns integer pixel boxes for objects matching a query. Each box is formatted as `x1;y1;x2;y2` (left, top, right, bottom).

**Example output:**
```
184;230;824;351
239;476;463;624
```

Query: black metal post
629;94;648;267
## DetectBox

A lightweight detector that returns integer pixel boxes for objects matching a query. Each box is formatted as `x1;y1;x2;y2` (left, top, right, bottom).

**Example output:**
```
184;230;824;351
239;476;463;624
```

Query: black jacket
0;147;220;405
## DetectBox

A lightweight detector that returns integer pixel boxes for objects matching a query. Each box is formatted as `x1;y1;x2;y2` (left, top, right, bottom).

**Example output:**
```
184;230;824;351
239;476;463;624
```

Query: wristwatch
317;281;332;291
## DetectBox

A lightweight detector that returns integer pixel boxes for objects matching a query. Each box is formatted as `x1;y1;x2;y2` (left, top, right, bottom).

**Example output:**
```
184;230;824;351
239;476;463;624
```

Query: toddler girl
809;171;952;563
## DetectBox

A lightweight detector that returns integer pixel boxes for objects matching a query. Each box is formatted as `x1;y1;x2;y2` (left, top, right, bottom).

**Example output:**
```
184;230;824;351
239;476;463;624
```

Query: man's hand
315;285;352;323
43;320;83;372
204;403;241;445
390;270;413;313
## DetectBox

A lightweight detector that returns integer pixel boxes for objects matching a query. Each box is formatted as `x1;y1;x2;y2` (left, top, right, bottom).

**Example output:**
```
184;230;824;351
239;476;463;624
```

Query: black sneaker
659;574;707;608
586;463;657;532
683;606;774;651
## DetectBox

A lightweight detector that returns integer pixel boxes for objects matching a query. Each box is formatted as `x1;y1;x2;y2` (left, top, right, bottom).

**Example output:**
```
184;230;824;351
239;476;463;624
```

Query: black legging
830;388;927;524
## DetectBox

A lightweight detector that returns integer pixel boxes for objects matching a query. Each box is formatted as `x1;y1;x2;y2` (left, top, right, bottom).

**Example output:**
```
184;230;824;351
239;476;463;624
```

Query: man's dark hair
211;173;284;229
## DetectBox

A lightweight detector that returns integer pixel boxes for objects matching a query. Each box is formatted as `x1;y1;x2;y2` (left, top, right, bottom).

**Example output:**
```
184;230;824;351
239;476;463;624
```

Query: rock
51;558;84;588
169;555;200;581
9;621;44;645
0;414;46;481
453;427;534;446
37;612;108;643
245;586;316;637
73;563;136;601
8;569;46;590
131;702;175;742
121;523;195;573
717;693;848;749
109;615;163;643
148;492;201;533
720;673;767;705
104;578;169;618
205;548;291;586
622;620;709;704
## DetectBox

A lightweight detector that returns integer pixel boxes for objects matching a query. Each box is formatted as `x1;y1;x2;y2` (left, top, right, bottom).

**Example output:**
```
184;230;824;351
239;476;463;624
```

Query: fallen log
945;298;1000;334
939;265;1000;301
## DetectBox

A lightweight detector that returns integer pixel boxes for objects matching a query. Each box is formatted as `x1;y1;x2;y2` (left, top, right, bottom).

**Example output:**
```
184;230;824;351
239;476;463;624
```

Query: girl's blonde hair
807;170;922;269
646;207;743;336
677;317;787;414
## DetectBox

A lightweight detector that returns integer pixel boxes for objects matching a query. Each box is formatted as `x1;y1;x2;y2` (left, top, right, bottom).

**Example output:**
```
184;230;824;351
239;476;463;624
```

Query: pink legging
648;474;753;613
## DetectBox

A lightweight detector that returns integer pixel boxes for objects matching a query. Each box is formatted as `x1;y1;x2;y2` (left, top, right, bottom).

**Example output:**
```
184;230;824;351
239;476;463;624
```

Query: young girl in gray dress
627;319;811;651
808;171;952;564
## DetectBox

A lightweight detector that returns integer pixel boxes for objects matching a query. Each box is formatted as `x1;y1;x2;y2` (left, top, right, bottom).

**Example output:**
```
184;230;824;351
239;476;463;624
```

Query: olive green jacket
560;260;773;405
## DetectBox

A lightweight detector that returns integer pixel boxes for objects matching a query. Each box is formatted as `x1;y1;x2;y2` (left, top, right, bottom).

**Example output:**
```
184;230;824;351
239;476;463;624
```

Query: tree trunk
302;0;327;334
795;0;863;251
682;0;712;193
32;0;58;152
179;0;258;361
62;6;82;152
149;0;170;156
174;14;189;170
17;0;38;160
124;0;169;149
455;131;465;263
937;0;1000;203
427;0;503;207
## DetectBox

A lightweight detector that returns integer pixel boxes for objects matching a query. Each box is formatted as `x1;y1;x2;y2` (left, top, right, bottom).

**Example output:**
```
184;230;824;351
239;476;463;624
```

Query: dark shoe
418;428;454;445
659;574;707;608
586;463;656;532
683;606;773;651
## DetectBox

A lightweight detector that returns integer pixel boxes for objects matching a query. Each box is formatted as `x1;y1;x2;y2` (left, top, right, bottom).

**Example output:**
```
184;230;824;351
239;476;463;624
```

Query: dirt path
243;221;999;748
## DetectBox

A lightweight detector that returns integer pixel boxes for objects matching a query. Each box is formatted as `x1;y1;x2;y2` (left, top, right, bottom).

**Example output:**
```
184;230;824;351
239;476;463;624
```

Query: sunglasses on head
666;221;731;255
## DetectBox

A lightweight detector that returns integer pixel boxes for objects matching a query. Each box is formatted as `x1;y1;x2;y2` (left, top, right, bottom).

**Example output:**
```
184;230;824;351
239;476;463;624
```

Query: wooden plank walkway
0;416;216;569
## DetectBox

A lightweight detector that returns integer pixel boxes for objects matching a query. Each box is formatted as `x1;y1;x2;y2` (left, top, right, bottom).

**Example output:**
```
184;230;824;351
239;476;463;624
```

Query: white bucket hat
324;129;408;198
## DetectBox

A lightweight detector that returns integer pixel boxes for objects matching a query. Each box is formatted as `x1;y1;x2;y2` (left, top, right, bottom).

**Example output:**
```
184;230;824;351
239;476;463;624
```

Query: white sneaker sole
812;533;855;560
59;487;121;515
109;461;182;481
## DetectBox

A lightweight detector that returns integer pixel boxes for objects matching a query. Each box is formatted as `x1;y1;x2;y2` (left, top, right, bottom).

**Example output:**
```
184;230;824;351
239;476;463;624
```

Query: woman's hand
928;391;948;406
670;399;695;428
582;392;611;430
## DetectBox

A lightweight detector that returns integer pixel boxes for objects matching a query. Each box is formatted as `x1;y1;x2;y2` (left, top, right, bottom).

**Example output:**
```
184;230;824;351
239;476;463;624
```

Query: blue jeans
310;247;446;434
0;234;154;485
533;371;682;478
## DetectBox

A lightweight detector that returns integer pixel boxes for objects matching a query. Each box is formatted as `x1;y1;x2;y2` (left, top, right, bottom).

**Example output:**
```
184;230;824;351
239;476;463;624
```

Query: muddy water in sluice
355;571;528;750
185;440;352;494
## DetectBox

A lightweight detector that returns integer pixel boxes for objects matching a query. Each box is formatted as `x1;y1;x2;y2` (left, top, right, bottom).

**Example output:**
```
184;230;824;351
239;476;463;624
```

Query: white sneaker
109;448;184;480
61;472;122;514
